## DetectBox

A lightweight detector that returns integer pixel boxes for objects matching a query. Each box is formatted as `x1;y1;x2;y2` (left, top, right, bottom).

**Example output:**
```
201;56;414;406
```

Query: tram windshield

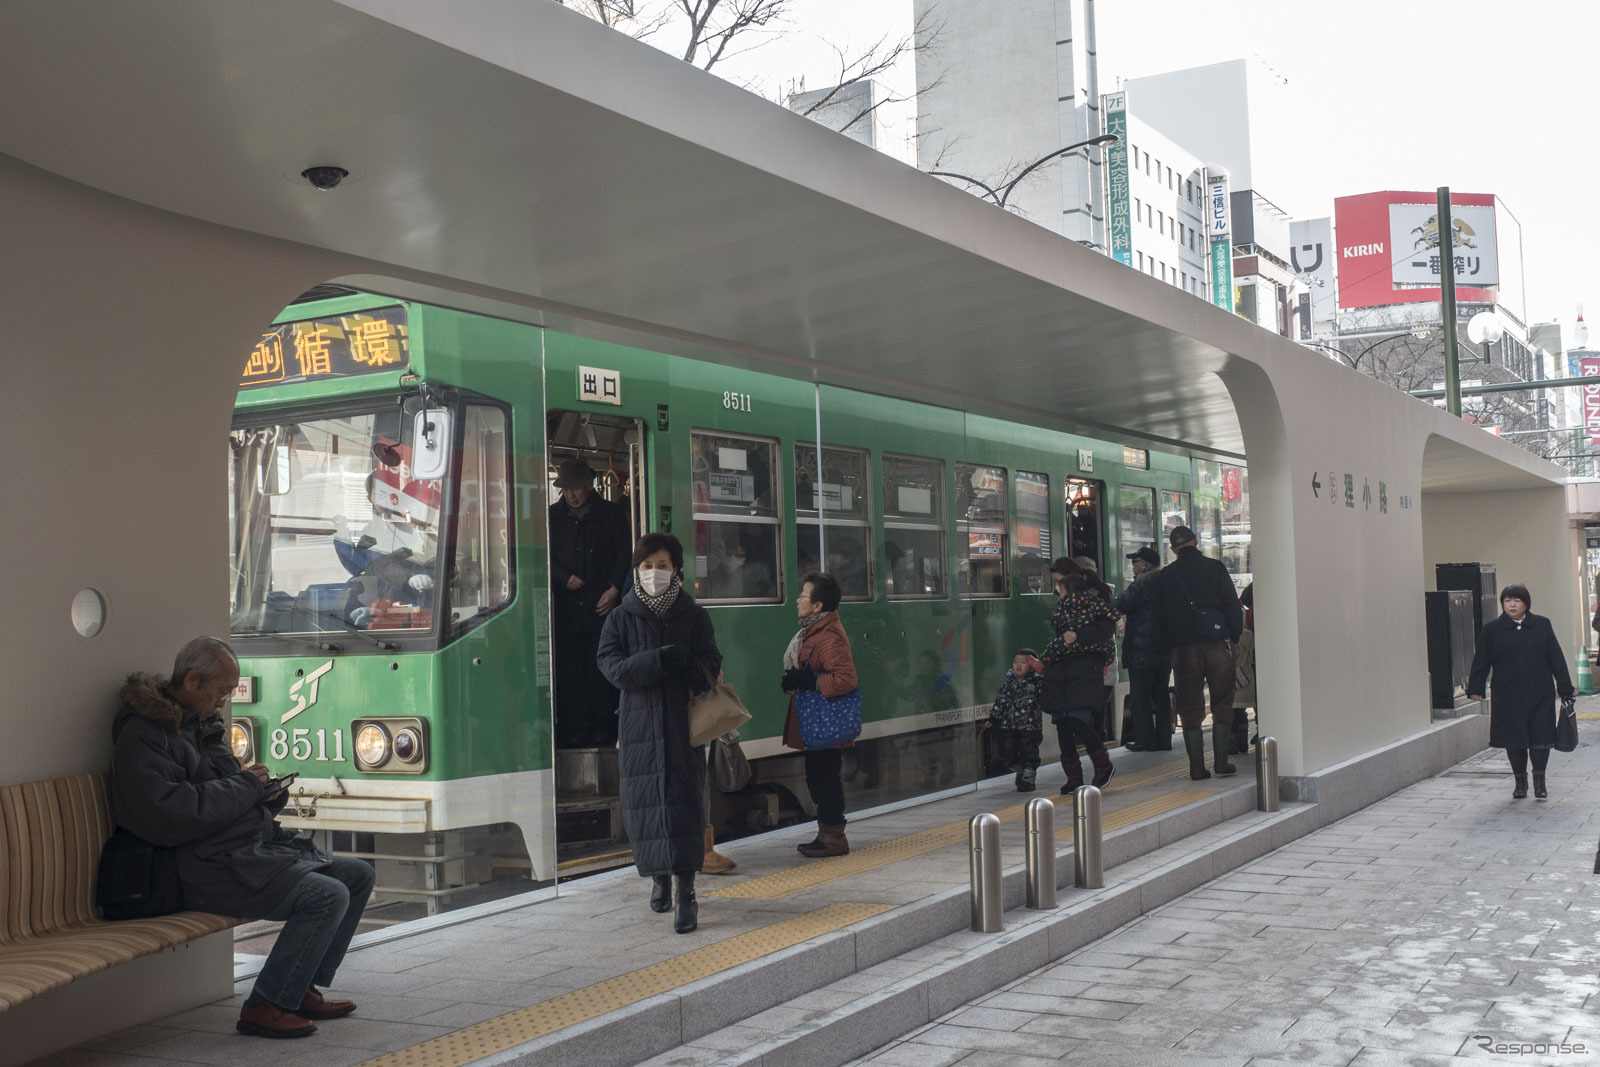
229;403;447;637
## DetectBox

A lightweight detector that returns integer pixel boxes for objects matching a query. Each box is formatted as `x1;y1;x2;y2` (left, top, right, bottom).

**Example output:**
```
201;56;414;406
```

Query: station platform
39;701;1570;1067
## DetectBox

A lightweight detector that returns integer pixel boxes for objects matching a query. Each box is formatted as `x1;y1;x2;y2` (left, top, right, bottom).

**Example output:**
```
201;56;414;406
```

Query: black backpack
1170;567;1228;642
96;827;184;920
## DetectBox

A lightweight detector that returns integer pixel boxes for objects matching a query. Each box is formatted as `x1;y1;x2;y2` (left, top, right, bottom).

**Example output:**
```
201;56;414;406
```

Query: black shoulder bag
96;826;184;920
1170;567;1228;641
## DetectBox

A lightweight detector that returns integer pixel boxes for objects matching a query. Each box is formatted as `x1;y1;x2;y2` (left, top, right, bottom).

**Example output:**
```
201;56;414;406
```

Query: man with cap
1157;526;1245;779
549;458;633;747
1114;545;1172;751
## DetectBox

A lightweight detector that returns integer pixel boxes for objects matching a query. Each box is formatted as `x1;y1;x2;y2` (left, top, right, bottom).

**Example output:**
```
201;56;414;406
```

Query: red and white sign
1333;190;1499;310
1581;358;1600;447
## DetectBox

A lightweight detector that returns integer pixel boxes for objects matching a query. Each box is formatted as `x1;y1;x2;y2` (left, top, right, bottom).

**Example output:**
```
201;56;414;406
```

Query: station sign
241;306;409;389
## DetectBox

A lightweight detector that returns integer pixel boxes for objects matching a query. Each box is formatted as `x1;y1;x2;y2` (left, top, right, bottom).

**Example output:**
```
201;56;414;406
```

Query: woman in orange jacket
780;571;858;857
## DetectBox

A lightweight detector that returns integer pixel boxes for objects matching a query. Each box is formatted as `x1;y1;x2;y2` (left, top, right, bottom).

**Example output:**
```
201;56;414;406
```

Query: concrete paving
849;701;1600;1067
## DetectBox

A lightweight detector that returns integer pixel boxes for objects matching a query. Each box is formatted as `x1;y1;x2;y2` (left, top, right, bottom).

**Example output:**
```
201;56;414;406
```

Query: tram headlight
228;719;255;764
354;724;390;768
350;717;428;773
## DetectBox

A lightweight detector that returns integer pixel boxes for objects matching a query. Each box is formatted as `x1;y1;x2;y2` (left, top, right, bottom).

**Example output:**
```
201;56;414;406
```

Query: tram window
1066;478;1104;575
690;430;781;604
956;462;1008;598
1159;489;1191;565
450;405;513;629
1120;485;1157;559
883;453;946;599
1014;470;1053;594
795;443;872;600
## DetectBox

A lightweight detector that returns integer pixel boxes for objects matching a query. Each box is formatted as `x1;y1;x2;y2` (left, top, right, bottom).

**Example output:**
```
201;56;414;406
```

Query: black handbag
96;827;184;920
1556;699;1579;753
1170;570;1227;641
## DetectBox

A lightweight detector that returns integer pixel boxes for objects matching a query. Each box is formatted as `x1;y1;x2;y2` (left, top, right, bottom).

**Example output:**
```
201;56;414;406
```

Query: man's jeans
1172;640;1236;731
252;855;375;1010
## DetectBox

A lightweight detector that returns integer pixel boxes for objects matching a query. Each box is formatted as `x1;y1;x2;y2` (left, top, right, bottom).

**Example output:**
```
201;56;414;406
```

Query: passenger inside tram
708;532;776;599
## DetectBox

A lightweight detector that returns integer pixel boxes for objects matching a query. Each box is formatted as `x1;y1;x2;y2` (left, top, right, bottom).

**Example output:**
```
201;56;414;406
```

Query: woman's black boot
1533;773;1548;800
650;875;672;913
674;873;698;934
1512;775;1528;800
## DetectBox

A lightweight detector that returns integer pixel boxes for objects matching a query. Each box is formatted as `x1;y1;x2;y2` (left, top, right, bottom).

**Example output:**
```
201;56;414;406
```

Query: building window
1136;251;1145;270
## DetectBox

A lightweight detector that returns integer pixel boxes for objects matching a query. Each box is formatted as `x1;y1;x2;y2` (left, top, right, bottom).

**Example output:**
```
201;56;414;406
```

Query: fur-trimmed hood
116;671;185;734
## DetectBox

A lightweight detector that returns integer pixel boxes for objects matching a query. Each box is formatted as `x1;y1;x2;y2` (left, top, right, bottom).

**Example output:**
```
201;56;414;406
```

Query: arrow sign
1311;473;1321;498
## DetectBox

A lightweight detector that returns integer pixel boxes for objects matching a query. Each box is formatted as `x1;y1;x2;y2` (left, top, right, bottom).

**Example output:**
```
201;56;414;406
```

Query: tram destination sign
241;306;410;389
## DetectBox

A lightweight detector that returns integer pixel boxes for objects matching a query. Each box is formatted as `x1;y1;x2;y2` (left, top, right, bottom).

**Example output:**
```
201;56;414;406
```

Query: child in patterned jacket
985;649;1044;792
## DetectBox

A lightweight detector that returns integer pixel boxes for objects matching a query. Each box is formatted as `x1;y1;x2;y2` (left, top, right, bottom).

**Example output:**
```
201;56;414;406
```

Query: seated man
342;472;438;627
109;636;374;1039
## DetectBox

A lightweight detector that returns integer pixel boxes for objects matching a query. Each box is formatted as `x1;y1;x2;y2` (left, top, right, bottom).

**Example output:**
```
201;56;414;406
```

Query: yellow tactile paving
1085;790;1215;837
356;901;892;1067
712;755;1195;900
1579;713;1600;720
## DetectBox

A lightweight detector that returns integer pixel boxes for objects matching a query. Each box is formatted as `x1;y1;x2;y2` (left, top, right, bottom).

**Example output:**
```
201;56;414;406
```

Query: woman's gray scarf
636;575;682;618
784;610;830;670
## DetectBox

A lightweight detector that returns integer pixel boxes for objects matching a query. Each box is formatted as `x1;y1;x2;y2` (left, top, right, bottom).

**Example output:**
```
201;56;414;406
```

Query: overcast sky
700;0;1595;343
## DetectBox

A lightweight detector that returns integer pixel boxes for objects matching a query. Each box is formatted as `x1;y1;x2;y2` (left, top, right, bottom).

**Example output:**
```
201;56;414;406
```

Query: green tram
226;289;1236;906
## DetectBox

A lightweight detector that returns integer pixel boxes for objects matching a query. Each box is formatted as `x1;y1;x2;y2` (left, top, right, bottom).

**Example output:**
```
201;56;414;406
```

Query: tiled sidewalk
854;705;1600;1067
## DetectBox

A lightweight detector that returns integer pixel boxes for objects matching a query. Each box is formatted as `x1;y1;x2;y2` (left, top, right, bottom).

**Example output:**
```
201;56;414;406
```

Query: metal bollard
1073;786;1103;889
1256;736;1280;812
1024;797;1057;910
968;812;1003;932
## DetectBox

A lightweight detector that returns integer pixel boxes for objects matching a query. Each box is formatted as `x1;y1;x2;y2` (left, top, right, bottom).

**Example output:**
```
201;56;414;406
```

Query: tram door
1066;478;1105;574
545;410;647;870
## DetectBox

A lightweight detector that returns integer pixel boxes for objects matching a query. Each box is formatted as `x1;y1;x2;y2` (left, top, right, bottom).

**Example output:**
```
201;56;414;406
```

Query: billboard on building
1289;216;1336;331
1582;358;1600;447
1103;93;1132;266
1333;190;1499;309
1207;167;1233;313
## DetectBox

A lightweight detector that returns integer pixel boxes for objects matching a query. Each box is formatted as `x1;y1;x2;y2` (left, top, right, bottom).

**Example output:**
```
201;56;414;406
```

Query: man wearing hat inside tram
549;457;633;747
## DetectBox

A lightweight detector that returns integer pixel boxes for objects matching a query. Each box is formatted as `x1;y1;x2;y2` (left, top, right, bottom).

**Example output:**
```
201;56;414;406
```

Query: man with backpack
1158;527;1245;780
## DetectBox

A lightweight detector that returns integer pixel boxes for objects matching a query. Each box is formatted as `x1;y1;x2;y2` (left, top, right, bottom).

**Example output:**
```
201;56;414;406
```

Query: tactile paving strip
713;755;1196;900
356;901;892;1067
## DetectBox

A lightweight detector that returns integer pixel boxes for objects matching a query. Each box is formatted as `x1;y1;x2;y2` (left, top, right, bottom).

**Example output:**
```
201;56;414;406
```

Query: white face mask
638;568;673;596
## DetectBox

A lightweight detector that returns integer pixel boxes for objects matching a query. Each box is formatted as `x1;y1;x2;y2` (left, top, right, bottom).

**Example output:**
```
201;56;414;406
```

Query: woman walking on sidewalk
599;532;722;933
1033;557;1119;794
781;572;858;857
1467;583;1575;801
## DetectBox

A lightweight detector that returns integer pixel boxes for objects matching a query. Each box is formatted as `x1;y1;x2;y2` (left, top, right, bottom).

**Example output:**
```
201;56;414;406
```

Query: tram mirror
411;408;452;481
259;444;292;495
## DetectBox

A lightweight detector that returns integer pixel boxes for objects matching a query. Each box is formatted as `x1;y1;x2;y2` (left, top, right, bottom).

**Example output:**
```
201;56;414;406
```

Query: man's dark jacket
109;673;331;916
1157;546;1244;646
1114;567;1171;669
548;495;632;634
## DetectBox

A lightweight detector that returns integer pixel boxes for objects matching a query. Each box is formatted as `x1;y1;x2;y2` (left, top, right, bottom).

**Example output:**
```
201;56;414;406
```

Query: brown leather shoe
294;987;357;1020
237;1001;317;1038
701;825;737;875
796;825;849;858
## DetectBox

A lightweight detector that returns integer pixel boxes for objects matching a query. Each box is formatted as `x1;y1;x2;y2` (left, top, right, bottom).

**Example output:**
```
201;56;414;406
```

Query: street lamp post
929;134;1120;212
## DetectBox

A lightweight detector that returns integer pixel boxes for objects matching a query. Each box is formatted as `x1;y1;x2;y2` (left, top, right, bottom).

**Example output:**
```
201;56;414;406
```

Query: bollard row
968;786;1107;932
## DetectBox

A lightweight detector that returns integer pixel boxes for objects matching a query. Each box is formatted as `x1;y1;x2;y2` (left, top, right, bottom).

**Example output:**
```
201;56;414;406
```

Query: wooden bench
0;773;238;1012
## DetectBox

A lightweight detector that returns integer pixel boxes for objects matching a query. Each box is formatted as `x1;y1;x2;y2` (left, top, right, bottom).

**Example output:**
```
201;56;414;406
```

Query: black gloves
661;644;690;674
786;669;818;692
1562;697;1577;714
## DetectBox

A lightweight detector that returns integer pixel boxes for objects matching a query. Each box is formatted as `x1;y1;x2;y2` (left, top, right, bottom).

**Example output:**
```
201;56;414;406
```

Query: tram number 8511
722;391;752;412
269;728;347;762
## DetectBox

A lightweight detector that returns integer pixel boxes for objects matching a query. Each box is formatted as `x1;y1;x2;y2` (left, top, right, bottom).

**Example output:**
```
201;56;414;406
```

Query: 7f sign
1583;359;1600;446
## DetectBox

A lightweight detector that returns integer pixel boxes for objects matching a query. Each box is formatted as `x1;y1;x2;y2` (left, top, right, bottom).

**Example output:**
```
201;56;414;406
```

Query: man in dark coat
1157;526;1245;780
1467;584;1575;800
596;532;721;933
1115;546;1172;751
110;637;374;1039
548;458;633;747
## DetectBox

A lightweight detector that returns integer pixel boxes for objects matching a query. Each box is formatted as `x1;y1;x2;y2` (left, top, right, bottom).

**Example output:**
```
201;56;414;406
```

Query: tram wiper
317;611;400;652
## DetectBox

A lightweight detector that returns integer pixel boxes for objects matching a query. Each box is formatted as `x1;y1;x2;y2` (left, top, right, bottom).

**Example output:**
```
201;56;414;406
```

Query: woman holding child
1031;556;1119;793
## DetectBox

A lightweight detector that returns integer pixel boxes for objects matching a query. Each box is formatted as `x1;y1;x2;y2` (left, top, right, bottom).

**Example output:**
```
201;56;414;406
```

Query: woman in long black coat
597;531;721;933
1467;583;1574;801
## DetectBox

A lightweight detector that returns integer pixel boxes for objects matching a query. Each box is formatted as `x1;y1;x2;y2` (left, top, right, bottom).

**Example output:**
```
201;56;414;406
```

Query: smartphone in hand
267;771;299;793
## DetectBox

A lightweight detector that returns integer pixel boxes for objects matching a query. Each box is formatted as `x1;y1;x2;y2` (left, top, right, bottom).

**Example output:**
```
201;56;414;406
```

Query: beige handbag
688;671;752;746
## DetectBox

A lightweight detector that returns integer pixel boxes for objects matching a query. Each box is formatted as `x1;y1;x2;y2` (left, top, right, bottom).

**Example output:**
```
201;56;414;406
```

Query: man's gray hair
171;636;238;688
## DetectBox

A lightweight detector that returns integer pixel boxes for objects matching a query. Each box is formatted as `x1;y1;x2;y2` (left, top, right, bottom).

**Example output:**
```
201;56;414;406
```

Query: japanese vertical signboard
1582;358;1600;446
1102;93;1132;266
1206;167;1233;312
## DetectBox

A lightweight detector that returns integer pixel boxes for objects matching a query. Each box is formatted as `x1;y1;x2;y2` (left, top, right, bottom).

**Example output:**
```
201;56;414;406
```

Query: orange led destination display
241;307;409;388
